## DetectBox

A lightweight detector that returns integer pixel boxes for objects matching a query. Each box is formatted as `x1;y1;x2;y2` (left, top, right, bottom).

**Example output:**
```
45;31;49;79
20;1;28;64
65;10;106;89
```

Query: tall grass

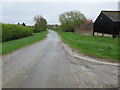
2;24;33;42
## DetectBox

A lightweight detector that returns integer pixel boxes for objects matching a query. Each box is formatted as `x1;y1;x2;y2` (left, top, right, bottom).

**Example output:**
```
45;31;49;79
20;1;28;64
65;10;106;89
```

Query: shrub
2;24;33;42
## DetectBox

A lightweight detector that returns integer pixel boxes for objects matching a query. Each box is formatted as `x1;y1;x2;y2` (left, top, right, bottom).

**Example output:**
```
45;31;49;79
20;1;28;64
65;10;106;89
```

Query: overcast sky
1;0;119;25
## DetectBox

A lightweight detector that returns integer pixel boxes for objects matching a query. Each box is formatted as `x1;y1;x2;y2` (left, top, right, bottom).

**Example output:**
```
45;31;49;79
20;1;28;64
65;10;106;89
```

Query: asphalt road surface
2;30;119;88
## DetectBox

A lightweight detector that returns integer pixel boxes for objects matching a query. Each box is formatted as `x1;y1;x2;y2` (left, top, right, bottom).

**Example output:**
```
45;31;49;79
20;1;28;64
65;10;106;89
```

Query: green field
56;30;119;61
0;31;48;55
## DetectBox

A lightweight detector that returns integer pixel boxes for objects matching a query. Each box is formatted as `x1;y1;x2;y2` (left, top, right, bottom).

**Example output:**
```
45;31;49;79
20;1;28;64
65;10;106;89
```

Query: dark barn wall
113;22;120;35
94;13;113;34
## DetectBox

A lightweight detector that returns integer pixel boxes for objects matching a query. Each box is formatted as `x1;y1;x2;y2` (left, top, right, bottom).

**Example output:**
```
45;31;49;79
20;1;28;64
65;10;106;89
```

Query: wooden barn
93;11;120;38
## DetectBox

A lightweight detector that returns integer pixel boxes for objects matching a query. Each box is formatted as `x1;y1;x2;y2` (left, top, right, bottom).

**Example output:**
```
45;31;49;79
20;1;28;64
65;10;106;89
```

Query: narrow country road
2;30;119;88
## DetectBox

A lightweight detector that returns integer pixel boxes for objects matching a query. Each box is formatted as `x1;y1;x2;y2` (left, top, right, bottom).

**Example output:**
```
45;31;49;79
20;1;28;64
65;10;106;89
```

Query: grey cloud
2;2;118;25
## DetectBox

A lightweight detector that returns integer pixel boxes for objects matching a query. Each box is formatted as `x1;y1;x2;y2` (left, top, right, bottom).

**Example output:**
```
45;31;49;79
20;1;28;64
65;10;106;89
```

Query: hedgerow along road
2;30;118;88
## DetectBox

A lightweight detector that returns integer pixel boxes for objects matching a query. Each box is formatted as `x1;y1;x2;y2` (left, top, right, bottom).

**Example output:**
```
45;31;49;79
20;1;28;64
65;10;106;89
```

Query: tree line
1;10;87;42
33;10;86;33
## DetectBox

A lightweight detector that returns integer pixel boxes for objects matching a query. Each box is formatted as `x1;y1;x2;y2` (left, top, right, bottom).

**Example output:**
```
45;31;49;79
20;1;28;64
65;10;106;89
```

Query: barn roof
102;11;120;22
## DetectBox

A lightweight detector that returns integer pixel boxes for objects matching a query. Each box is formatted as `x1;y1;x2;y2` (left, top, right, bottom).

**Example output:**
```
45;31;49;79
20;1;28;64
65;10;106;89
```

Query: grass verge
0;31;48;55
54;30;119;61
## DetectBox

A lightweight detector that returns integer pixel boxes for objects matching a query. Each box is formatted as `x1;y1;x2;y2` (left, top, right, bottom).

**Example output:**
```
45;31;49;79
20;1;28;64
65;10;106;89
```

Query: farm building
93;11;120;38
75;20;93;36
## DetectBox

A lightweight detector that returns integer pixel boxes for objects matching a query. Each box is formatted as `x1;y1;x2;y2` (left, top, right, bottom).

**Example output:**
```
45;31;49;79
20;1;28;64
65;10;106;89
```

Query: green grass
55;30;119;61
0;31;48;55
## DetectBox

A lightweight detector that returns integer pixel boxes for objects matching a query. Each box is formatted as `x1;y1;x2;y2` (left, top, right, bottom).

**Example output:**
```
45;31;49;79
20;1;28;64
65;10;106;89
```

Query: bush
2;24;33;42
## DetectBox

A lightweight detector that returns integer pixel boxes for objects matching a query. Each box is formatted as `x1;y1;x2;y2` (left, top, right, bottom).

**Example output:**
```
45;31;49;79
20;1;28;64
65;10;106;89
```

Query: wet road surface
2;30;76;88
2;30;119;88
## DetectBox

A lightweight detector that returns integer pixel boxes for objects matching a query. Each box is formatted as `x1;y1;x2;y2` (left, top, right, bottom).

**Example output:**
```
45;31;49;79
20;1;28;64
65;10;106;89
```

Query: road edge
57;32;119;66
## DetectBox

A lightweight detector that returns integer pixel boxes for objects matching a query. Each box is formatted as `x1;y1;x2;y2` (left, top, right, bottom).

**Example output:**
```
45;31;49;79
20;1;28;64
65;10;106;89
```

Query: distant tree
18;23;20;25
22;22;26;26
47;24;60;30
54;24;59;30
59;10;86;32
33;15;47;33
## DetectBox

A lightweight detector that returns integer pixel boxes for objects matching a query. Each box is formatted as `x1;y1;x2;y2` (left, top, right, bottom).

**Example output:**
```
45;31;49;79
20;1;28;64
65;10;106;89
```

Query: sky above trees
1;0;119;25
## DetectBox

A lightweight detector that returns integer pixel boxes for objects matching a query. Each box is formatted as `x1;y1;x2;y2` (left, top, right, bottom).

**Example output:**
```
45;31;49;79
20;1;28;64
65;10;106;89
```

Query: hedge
2;24;33;42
